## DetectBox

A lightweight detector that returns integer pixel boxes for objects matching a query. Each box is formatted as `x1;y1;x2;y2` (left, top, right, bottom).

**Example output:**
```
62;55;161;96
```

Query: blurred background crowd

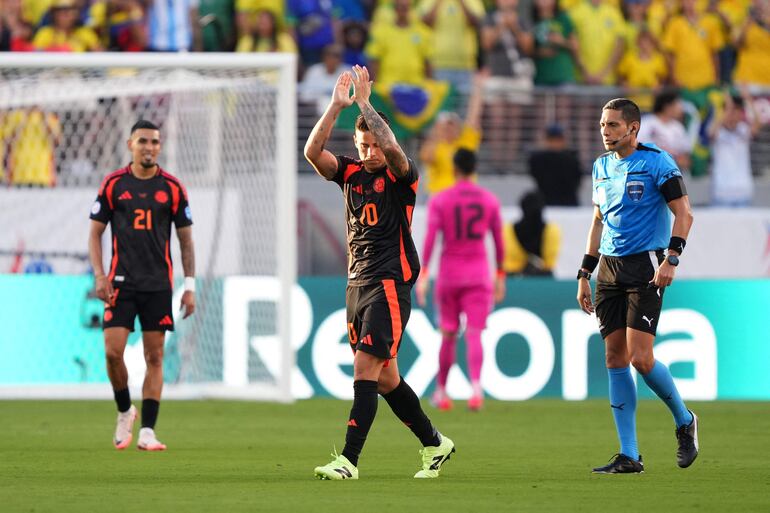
1;0;769;211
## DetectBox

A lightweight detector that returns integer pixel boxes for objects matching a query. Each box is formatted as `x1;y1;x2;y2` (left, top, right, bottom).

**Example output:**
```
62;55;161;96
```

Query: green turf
1;400;768;512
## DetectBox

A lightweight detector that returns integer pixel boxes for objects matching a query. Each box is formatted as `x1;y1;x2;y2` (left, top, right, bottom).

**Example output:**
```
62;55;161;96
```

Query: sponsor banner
0;275;768;400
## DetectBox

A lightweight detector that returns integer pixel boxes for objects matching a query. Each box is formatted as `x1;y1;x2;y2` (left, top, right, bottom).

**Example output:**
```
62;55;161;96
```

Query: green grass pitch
1;400;768;512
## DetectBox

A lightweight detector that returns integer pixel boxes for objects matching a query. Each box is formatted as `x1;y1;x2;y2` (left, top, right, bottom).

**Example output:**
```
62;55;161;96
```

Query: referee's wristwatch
576;269;591;280
666;255;679;267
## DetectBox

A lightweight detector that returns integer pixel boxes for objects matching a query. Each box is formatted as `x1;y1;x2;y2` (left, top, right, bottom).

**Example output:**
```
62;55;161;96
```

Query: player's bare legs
433;329;456;410
105;327;137;449
628;328;698;467
137;331;166;451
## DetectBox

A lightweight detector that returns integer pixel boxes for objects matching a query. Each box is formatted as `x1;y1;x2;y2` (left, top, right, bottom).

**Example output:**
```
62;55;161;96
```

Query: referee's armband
660;176;687;202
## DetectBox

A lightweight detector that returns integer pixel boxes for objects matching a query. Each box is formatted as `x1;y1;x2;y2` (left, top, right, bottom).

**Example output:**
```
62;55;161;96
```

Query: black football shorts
594;250;665;338
103;288;174;332
345;279;412;361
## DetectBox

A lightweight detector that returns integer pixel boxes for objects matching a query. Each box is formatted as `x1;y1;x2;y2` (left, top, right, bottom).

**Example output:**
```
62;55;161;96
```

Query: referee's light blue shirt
592;143;683;257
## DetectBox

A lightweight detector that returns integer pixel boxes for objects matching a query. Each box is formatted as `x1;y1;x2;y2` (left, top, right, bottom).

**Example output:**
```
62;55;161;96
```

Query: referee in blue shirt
576;98;698;474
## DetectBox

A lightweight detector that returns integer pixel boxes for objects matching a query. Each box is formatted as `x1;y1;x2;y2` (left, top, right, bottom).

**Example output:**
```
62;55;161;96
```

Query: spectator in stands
531;0;577;86
419;73;484;195
569;0;626;86
419;0;486;103
32;0;103;52
300;44;350;113
620;0;649;49
733;0;770;87
617;29;668;111
0;107;61;187
145;0;201;52
88;0;146;52
708;89;762;207
236;8;297;53
287;0;339;68
200;0;236;51
481;0;533;164
528;123;582;206
334;0;373;22
661;0;723;109
235;0;284;50
365;0;434;85
341;20;368;67
503;190;561;276
637;89;693;172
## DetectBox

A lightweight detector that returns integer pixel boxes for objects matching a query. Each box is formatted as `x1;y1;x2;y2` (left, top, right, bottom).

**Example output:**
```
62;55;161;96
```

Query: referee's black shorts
594;250;665;338
345;279;412;361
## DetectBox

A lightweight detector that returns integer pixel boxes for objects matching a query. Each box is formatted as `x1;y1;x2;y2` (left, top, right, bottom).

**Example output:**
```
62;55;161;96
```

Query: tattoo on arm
178;228;196;278
359;103;408;175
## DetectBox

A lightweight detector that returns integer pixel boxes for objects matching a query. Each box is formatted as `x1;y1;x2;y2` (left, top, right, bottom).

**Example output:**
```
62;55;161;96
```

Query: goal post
0;53;297;401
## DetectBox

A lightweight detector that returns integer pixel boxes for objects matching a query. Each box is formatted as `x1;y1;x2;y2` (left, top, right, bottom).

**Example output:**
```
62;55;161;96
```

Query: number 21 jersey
90;165;193;291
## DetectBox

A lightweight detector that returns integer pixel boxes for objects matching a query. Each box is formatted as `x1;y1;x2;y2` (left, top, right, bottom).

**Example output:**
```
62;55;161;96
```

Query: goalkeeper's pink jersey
422;179;504;287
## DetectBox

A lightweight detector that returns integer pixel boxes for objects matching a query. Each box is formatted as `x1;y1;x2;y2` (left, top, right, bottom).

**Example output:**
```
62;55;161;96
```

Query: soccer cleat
468;395;483;412
592;453;644;474
675;410;699;468
113;404;137;450
137;427;167;451
414;434;455;478
430;391;453;411
314;451;359;480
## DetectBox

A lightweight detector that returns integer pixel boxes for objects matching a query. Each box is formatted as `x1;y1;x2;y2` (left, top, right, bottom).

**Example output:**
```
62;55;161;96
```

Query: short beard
140;161;156;169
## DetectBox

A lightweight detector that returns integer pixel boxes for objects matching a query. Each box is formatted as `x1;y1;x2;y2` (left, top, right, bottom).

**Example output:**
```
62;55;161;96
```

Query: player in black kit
305;66;455;480
88;120;195;451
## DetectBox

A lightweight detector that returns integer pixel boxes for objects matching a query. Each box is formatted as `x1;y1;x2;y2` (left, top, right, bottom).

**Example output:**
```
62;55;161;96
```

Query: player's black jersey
90;164;192;291
331;155;420;286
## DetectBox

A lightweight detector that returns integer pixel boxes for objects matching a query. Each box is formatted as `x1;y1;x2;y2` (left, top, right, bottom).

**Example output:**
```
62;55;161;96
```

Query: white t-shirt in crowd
637;114;693;160
711;122;753;206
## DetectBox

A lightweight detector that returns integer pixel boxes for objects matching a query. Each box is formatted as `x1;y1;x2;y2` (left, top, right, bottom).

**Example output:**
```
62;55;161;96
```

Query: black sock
382;377;440;447
141;399;160;429
342;380;379;467
114;388;131;413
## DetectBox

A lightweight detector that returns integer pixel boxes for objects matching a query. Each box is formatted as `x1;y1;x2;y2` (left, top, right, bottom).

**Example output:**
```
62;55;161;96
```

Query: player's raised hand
350;65;372;105
331;72;354;109
576;278;594;314
180;290;195;319
95;275;114;305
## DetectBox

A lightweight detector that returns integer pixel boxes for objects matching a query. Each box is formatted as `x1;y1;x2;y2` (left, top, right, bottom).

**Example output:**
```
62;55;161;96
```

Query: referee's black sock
114;388;131;413
382;377;441;447
342;380;379;467
141;399;160;429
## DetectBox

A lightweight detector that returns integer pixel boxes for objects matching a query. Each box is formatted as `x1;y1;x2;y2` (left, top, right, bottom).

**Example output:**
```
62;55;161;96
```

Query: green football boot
414;434;455;478
314;451;359;480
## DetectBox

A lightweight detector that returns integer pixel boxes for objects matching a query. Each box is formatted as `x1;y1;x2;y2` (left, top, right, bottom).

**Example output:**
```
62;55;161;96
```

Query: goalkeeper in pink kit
417;148;505;411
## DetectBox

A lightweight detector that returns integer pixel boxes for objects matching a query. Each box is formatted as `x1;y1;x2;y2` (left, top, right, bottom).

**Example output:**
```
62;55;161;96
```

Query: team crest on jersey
155;190;169;204
91;201;101;215
626;181;645;202
374;177;385;193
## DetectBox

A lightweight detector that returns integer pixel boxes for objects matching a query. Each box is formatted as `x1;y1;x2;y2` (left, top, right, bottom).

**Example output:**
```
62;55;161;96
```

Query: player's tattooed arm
351;65;409;176
304;72;352;179
177;226;196;279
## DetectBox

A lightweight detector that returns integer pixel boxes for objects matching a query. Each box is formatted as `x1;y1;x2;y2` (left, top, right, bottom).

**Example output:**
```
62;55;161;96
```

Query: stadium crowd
0;0;768;204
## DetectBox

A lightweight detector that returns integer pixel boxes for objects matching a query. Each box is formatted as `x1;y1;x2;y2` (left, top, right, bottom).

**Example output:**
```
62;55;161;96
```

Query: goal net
0;53;296;401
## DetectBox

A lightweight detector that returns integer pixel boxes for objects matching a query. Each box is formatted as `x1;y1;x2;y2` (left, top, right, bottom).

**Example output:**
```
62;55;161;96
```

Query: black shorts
103;288;174;332
346;279;412;361
594;250;665;338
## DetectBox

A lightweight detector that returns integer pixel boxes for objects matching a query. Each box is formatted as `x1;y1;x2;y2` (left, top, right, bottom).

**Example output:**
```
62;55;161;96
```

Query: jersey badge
155;190;169;204
374;177;385;193
626;181;645;202
185;206;192;221
91;201;101;214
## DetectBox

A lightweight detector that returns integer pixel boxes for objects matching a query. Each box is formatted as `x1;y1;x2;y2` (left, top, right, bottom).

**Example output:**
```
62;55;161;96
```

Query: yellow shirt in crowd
662;14;724;90
502;222;561;274
0;109;61;187
416;0;486;71
569;1;626;85
32;26;101;52
734;21;770;86
425;125;481;195
235;32;298;53
365;21;434;85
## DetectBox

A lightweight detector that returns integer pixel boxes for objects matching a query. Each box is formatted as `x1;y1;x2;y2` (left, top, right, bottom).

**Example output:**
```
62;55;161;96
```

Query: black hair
130;119;159;134
731;95;745;109
520;190;545;218
453;148;477;176
652;89;680;114
603;98;641;125
355;111;390;131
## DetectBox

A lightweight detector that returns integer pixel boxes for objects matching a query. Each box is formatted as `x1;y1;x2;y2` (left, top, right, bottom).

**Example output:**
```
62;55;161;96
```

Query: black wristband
668;236;686;254
581;254;599;272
